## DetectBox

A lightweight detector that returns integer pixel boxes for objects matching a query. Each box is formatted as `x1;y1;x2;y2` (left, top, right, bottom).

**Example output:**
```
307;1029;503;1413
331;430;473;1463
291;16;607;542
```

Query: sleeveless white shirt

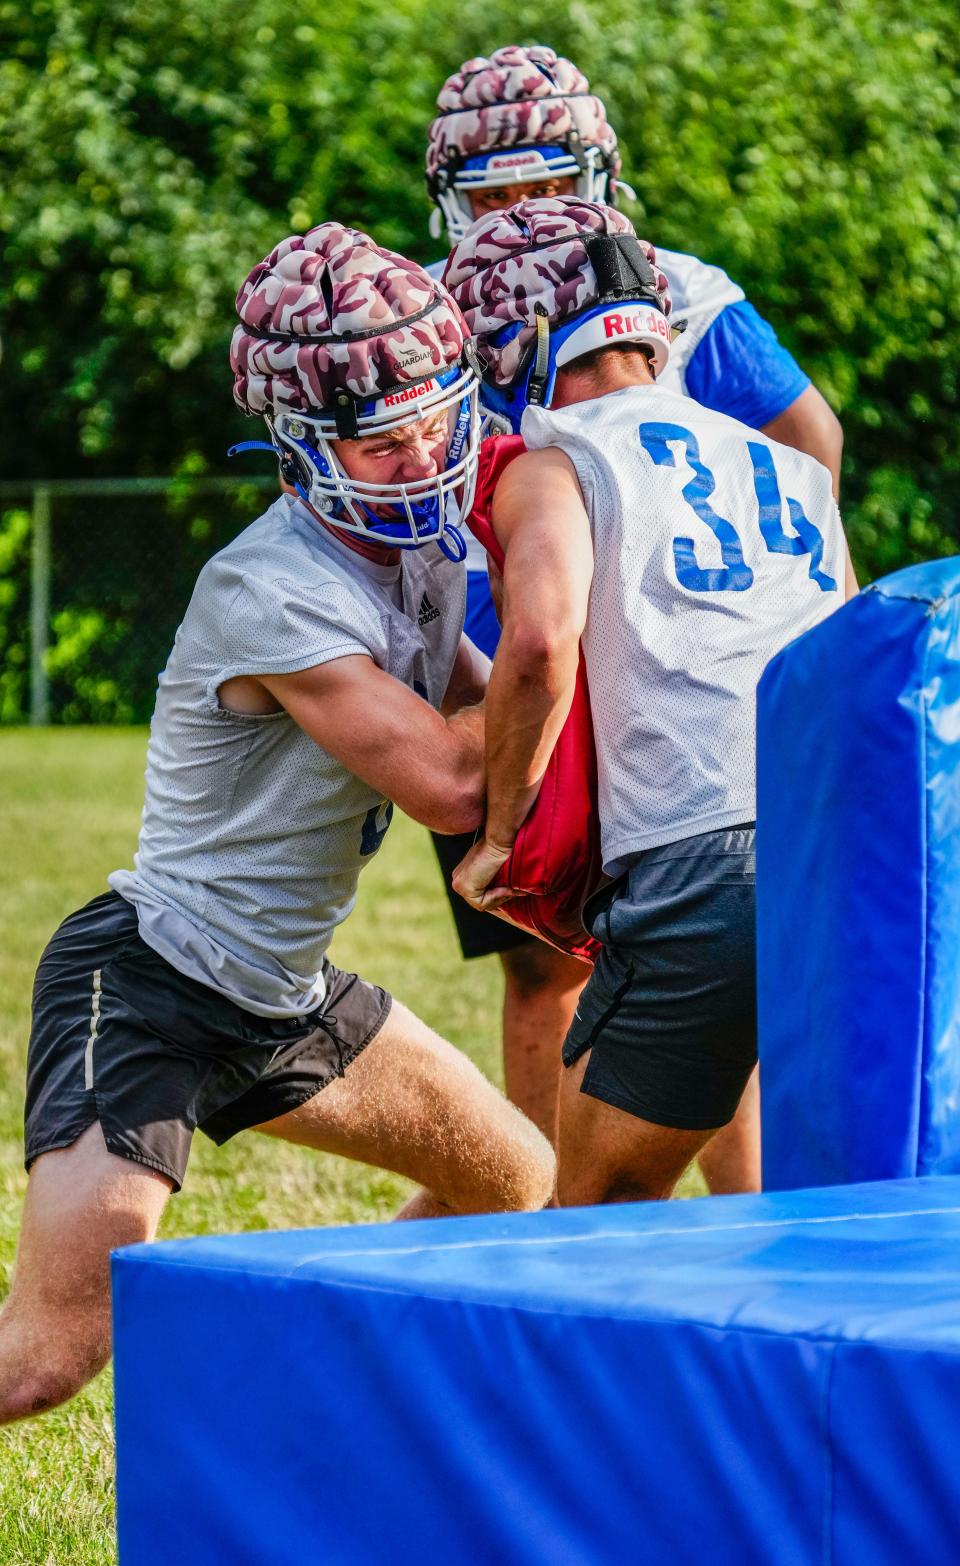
110;496;464;1016
522;385;844;872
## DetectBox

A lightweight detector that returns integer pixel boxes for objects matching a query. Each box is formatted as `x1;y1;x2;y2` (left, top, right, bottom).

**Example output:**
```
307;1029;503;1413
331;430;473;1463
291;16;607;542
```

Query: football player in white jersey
0;224;554;1426
447;198;856;1206
424;45;844;1189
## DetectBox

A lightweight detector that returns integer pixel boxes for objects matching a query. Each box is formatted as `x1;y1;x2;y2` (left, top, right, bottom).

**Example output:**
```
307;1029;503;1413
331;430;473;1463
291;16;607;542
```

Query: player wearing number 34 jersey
524;391;842;870
423;46;843;1186
448;198;855;1209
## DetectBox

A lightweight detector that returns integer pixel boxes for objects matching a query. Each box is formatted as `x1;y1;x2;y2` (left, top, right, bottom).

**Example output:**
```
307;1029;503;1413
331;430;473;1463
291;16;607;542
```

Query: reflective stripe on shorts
83;968;102;1090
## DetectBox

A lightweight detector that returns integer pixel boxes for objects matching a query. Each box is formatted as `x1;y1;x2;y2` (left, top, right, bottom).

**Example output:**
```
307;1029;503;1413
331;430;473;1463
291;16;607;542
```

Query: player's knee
2;1367;79;1424
603;1170;676;1204
558;1161;676;1208
0;1335;109;1424
442;1112;555;1216
513;1146;556;1211
488;1117;556;1212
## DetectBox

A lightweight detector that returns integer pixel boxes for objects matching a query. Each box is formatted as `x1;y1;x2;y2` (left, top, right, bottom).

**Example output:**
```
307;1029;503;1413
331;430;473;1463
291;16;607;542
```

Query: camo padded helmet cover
425;45;620;185
443;197;671;385
231;223;468;414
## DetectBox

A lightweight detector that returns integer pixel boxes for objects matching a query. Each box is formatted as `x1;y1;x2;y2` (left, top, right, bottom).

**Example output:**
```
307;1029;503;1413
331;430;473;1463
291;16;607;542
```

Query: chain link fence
0;478;275;724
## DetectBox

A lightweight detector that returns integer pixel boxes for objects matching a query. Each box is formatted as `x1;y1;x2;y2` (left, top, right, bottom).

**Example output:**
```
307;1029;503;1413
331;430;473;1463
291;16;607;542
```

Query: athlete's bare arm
844;544;859;599
762;384;843;500
225;657;485;836
453;448;593;908
441;633;491;717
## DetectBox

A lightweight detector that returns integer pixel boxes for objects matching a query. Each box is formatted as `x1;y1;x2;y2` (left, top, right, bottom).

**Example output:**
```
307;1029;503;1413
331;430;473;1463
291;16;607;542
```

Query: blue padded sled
757;558;960;1191
113;1179;960;1566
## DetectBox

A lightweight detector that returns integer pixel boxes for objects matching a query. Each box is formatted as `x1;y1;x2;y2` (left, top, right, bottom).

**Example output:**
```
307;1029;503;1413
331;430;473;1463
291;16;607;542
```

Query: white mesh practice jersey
110;496;464;1016
522;384;844;872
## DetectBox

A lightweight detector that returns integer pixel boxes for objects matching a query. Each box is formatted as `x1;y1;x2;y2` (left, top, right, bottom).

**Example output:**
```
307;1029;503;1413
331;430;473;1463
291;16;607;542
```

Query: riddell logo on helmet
604;311;670;341
487;153;544;171
382;380;439;408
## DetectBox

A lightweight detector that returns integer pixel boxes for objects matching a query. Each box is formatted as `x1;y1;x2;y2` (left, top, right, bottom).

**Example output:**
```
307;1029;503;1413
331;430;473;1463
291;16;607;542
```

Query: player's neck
281;481;401;564
552;361;657;410
316;517;401;567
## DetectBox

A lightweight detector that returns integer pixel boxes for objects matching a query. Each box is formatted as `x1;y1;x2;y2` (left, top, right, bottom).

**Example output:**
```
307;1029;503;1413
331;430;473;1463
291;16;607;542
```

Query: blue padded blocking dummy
757;557;960;1191
113;1179;960;1566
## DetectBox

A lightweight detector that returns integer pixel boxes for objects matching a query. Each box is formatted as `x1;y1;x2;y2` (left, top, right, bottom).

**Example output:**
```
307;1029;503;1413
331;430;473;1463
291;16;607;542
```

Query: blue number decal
747;441;837;593
639;422;754;592
360;800;394;857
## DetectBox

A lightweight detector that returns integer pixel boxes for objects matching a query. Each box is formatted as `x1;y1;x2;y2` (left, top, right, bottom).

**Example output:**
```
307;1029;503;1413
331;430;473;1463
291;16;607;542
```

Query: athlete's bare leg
557;1052;716;1206
0;1124;172;1426
697;1067;761;1194
500;943;588;1144
256;998;555;1217
0;1007;553;1427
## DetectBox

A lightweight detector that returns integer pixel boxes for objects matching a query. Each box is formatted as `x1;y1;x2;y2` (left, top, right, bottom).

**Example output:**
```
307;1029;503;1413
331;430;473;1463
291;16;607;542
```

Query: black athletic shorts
562;825;757;1131
430;829;533;961
25;891;392;1191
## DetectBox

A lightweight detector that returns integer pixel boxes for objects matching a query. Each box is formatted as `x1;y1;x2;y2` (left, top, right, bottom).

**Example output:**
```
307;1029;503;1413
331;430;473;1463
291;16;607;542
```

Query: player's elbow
504;620;580;687
429;775;485;836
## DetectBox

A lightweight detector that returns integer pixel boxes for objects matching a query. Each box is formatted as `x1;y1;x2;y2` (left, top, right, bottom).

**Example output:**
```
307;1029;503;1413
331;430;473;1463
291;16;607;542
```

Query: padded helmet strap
566;129;590;174
527;305;552;407
332;391;360;441
586;233;661;307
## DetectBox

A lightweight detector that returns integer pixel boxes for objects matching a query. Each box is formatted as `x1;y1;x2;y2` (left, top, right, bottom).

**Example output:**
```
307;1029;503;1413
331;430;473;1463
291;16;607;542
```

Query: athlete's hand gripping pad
757;558;960;1189
467;435;604;962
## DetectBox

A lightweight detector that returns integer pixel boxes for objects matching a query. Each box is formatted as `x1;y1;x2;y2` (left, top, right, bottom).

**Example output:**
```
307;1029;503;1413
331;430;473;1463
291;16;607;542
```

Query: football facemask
231;363;480;561
430;144;630;245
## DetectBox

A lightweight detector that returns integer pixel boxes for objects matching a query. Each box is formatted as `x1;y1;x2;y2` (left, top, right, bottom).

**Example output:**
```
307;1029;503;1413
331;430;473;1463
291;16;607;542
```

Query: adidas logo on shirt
417;593;440;627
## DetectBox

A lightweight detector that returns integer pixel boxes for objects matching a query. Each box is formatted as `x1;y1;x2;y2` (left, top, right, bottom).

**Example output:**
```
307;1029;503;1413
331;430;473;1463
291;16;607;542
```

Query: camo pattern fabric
425;45;620;184
231;223;468;414
443;197;671;385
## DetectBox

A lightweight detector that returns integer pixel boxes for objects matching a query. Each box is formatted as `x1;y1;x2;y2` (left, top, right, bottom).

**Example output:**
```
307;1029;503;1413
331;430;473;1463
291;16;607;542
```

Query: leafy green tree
1;0;958;718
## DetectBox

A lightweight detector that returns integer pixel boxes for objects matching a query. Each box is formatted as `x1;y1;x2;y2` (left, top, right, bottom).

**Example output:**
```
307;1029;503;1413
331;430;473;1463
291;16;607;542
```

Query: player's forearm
483;625;579;850
441;637;491;717
445;700;485;777
427;701;486;834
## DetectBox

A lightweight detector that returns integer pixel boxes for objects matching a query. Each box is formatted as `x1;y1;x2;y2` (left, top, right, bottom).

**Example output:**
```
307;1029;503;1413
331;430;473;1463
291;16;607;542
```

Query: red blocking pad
113;1178;960;1566
757;558;960;1191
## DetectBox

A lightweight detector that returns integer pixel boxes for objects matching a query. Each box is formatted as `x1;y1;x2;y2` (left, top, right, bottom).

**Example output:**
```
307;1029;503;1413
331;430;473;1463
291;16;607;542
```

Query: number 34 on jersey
639;421;838;596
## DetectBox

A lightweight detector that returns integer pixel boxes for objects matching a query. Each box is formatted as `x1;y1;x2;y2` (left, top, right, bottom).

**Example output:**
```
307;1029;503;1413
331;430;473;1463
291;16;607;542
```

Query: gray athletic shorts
25;891;392;1191
562;825;756;1130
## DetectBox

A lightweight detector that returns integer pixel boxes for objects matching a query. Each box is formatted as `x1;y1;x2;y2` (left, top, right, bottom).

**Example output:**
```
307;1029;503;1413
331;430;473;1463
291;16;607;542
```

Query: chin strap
227;440;278;459
437;524;467;563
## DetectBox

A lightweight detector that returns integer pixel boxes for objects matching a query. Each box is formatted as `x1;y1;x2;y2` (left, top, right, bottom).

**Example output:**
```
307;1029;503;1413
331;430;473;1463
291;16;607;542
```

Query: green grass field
0;728;703;1563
